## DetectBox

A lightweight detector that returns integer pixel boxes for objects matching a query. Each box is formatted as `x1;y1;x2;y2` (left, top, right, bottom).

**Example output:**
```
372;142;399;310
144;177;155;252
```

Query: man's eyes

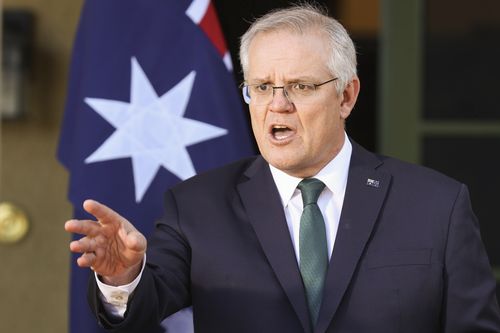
290;83;314;91
250;82;314;92
255;84;271;92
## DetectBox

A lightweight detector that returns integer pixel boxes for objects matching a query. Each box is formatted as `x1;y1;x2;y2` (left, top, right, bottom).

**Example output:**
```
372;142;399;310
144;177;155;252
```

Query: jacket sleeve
88;189;192;332
443;184;500;332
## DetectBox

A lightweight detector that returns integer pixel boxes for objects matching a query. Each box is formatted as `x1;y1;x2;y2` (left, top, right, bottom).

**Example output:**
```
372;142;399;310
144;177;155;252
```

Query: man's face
246;29;359;178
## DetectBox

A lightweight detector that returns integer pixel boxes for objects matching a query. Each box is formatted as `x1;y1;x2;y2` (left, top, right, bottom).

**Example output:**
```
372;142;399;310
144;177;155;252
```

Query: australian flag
57;0;254;332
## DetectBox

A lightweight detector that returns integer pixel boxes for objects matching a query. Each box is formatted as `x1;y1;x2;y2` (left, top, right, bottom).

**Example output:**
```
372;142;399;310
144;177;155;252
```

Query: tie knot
297;178;325;206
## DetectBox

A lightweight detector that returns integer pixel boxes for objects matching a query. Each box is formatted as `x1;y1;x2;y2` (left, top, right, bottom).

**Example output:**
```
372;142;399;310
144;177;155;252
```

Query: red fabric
199;2;227;56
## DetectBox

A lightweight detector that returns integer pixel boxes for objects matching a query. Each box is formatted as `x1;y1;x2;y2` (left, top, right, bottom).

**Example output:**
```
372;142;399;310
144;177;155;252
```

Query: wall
339;0;379;36
0;0;82;332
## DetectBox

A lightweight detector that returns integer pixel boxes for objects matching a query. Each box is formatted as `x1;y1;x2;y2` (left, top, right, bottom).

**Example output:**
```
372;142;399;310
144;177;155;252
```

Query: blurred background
1;0;499;332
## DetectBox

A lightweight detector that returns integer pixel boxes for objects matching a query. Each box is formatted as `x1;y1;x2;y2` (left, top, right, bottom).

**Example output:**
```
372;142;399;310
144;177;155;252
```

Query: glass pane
424;0;500;120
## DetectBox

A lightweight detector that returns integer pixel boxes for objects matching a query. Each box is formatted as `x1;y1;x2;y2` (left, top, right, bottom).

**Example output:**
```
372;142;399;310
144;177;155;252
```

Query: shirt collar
269;132;352;207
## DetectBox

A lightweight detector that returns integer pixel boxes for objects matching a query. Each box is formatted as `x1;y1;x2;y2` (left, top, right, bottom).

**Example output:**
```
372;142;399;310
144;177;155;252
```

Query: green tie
298;178;327;327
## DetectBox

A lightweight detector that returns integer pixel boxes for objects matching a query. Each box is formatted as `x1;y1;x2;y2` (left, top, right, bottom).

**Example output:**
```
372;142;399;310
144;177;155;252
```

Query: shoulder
374;154;466;210
379;154;461;191
351;140;464;199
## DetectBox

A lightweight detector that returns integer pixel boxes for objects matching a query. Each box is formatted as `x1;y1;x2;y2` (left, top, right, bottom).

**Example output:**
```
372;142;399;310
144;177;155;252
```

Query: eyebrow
247;75;320;84
286;75;319;82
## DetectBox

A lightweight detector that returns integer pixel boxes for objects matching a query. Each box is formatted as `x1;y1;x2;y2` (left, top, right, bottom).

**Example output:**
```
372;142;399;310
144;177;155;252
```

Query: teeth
271;125;293;140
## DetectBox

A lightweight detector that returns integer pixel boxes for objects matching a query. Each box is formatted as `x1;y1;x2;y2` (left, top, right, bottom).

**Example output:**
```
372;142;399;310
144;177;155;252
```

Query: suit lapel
237;157;312;333
315;142;392;333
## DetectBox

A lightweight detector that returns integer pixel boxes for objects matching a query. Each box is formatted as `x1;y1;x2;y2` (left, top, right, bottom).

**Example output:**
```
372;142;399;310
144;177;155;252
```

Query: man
65;4;500;333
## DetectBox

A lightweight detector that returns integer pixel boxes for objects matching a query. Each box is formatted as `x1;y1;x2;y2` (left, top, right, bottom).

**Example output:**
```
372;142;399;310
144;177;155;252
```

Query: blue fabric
57;1;254;332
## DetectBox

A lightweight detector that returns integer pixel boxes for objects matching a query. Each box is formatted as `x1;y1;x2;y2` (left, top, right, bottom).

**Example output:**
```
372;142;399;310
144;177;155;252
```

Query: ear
339;76;360;120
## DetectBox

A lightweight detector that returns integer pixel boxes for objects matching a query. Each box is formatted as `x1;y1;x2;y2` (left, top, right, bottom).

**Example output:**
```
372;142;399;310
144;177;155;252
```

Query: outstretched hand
65;200;147;286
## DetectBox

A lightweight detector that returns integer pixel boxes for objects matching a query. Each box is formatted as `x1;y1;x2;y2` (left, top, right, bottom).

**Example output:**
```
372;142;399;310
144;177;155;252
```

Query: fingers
69;236;97;253
76;251;96;268
65;200;146;277
83;199;126;226
65;219;101;237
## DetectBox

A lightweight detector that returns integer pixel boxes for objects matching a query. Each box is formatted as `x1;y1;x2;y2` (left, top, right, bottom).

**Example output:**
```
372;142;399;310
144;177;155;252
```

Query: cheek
302;109;341;148
301;107;332;136
249;110;266;140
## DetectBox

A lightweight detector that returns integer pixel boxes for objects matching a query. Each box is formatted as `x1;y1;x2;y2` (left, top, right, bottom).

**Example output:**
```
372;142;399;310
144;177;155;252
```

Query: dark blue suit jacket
90;141;500;332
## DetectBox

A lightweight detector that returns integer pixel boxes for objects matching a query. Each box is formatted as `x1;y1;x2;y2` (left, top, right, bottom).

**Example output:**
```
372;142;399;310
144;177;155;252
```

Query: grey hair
239;4;357;94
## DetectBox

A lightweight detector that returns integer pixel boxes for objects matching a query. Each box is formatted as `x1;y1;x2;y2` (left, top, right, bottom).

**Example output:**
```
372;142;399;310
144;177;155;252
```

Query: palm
65;200;147;283
91;221;142;276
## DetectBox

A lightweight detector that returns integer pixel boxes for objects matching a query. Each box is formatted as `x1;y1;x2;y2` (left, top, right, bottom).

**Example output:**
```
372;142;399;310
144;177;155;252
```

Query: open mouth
270;125;295;141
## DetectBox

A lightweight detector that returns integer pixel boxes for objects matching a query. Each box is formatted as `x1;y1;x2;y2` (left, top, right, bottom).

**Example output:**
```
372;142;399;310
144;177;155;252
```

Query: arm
74;192;192;331
65;199;149;328
443;185;500;332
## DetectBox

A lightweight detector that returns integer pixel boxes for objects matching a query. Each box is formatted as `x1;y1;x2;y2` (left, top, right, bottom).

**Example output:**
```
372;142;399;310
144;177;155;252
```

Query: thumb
125;230;147;253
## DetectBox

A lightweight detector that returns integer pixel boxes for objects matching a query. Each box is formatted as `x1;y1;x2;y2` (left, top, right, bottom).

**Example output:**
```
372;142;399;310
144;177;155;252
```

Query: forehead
247;29;330;80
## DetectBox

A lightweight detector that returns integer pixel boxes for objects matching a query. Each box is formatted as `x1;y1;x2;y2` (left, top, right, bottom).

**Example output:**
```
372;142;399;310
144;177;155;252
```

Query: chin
270;161;305;177
268;159;293;171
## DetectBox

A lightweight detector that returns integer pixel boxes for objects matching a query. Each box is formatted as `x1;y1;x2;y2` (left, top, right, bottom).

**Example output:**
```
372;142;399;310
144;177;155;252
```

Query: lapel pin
366;178;380;188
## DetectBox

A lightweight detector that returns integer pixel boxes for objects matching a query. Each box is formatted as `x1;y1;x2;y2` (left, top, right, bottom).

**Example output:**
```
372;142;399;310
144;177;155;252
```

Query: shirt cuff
95;254;146;318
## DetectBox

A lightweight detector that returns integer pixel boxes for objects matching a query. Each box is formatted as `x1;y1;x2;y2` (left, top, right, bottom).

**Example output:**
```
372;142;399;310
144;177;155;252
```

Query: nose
269;87;292;112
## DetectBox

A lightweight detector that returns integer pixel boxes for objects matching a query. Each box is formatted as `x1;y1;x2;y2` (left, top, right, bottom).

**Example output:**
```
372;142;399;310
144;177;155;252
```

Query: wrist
100;260;143;286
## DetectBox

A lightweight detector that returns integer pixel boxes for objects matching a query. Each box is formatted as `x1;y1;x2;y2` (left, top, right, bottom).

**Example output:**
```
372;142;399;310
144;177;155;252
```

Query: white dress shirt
96;255;146;317
97;132;352;318
269;132;352;263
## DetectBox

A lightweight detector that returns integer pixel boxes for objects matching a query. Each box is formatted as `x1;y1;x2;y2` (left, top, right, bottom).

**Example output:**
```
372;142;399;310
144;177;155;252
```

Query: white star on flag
84;57;228;202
